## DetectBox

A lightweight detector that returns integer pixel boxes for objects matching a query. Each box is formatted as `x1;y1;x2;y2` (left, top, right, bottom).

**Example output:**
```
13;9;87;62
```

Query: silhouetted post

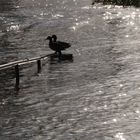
15;64;20;90
37;59;41;73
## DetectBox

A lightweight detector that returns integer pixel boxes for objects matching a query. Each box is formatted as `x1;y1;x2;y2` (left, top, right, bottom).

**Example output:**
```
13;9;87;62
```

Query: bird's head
52;34;57;42
46;36;52;40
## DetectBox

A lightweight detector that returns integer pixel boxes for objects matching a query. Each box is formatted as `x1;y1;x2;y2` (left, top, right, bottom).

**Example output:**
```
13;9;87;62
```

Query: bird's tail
67;43;71;48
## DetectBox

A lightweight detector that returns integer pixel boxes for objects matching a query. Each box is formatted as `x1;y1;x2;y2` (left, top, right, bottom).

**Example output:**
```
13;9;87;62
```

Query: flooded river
0;0;140;139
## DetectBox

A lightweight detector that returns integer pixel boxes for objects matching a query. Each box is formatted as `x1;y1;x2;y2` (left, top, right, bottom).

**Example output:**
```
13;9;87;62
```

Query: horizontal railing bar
19;59;39;65
0;54;51;70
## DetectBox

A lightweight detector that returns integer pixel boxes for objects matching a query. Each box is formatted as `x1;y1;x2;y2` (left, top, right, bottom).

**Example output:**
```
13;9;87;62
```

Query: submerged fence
0;54;50;91
0;53;73;91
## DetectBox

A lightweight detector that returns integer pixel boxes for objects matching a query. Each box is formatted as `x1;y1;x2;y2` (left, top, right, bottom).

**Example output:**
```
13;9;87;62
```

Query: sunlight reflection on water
0;0;140;140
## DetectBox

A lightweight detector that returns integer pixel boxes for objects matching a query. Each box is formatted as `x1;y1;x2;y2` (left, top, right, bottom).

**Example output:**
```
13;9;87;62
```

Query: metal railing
0;54;51;91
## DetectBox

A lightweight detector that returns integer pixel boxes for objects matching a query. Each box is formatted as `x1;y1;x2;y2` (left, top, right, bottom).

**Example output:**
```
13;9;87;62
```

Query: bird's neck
49;39;52;43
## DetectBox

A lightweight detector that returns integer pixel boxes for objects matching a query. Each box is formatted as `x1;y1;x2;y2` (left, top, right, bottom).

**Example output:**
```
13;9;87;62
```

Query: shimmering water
0;0;140;139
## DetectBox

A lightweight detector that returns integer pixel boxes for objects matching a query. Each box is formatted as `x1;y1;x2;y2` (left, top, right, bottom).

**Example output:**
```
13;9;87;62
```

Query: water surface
0;0;140;139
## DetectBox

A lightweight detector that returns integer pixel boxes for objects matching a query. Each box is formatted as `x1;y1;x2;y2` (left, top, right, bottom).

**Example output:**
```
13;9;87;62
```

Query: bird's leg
58;51;62;60
54;51;57;55
58;51;62;56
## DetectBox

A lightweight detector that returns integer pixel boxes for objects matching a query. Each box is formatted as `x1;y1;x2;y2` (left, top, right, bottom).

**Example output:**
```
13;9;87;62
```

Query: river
0;0;140;139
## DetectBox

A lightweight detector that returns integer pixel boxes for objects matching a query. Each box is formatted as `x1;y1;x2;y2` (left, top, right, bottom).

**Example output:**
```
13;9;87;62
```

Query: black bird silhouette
46;35;71;55
49;35;71;54
46;36;53;48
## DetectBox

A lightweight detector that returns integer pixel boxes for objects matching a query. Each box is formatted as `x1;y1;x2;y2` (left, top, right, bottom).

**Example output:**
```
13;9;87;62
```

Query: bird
46;36;62;55
46;35;71;56
51;35;71;55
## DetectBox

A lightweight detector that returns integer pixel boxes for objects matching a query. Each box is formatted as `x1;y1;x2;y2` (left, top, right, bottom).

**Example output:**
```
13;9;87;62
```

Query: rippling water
0;0;140;139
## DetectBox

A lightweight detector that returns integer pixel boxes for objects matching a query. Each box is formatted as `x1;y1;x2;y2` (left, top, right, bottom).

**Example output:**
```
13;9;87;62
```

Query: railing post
15;64;20;90
37;59;41;73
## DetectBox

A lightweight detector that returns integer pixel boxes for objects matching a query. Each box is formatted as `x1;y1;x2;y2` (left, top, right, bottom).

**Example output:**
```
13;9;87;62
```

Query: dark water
0;0;140;139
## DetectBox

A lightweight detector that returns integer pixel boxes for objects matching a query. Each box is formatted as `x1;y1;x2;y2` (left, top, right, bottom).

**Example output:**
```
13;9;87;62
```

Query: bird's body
46;35;71;55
